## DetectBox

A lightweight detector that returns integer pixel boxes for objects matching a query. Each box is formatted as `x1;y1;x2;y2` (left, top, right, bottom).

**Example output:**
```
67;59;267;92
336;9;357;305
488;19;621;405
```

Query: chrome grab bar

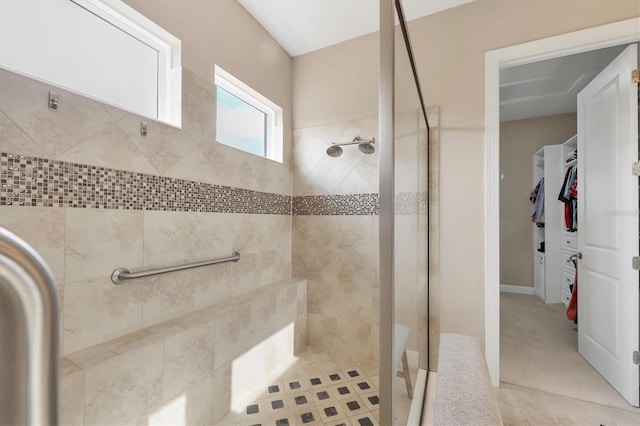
0;227;59;426
111;251;241;284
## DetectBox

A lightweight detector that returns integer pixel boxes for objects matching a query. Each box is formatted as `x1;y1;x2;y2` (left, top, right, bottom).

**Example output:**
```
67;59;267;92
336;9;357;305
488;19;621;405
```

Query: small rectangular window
215;66;283;162
0;0;181;127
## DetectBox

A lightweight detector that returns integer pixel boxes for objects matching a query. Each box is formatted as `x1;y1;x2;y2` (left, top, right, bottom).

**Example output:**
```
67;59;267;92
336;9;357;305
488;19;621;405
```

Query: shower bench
58;278;307;426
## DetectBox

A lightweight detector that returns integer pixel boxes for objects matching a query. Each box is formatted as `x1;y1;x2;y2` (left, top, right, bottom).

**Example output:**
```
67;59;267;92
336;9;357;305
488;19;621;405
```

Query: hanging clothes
566;260;578;323
558;165;578;231
530;178;545;227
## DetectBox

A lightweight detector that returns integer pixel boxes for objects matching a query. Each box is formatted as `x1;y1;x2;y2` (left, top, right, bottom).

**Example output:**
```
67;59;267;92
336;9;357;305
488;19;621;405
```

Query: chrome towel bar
111;251;240;285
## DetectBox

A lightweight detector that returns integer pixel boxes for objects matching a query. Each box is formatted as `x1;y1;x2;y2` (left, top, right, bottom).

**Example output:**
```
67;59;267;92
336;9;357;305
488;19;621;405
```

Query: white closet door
577;43;639;407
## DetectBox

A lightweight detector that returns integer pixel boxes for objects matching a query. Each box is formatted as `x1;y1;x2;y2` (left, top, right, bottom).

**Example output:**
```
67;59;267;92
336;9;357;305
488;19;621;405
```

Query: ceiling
238;0;475;57
237;1;627;122
500;45;627;122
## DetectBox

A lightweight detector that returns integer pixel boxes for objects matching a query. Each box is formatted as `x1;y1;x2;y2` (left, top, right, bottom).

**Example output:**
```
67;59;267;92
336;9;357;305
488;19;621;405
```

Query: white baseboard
500;284;535;295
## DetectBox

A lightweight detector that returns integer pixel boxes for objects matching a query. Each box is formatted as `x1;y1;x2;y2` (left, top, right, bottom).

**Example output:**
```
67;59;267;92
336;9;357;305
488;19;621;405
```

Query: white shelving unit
532;144;563;303
559;135;578;308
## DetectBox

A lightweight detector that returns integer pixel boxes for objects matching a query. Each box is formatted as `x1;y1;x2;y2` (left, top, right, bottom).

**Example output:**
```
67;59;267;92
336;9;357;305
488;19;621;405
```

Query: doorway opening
498;44;630;408
484;17;640;405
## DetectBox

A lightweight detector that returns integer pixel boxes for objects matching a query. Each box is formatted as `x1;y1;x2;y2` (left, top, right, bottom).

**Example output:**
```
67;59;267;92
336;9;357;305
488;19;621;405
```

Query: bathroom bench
431;333;502;426
59;277;307;426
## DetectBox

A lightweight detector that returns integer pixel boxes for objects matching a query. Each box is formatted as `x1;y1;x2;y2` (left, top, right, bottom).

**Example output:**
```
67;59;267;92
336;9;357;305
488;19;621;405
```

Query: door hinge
633;257;640;270
633;162;640;176
633;69;640;84
634;351;640;365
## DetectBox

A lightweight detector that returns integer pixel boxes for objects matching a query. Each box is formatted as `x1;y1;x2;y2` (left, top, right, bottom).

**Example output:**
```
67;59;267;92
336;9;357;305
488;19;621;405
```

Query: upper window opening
215;66;283;163
0;0;182;127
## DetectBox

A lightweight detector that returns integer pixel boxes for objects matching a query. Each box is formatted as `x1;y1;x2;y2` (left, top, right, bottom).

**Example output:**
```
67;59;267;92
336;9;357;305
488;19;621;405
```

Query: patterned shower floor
215;350;383;426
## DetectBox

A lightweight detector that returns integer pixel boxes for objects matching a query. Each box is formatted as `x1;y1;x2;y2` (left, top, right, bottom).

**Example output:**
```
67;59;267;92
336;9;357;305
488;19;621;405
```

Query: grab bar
0;227;59;426
111;251;241;284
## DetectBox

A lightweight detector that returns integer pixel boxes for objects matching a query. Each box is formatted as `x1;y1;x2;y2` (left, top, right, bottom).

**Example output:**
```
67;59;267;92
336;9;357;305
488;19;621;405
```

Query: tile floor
215;350;384;426
499;293;640;425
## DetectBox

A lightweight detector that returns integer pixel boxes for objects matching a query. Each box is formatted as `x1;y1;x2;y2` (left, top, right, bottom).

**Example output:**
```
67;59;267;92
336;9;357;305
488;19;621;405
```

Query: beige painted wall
292;0;640;346
500;113;577;287
124;0;293;144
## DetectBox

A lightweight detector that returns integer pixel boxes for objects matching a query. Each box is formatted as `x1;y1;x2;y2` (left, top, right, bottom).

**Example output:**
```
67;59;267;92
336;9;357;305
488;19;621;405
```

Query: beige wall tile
163;322;215;400
213;304;252;369
56;124;158;175
64;276;142;355
115;113;196;175
140;273;197;328
143;211;233;269
60;371;85;426
163;139;222;186
84;341;164;426
307;314;338;351
65;209;143;283
0;206;65;287
0;69;114;158
212;363;232;423
0;110;48;157
146;373;215;426
181;69;216;146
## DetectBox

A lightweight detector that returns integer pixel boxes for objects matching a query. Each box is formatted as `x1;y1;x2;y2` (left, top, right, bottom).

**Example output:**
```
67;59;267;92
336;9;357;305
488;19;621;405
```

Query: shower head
326;145;343;157
326;136;375;157
358;142;375;154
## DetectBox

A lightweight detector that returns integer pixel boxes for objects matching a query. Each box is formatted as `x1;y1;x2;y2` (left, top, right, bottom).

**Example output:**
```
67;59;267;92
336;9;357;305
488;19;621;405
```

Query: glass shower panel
393;2;429;423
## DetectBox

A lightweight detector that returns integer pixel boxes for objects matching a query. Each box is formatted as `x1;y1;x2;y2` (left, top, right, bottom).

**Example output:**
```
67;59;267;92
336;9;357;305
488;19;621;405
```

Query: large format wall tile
60;371;85;426
56;124;157;175
162;322;215;400
0;110;48;158
0;206;65;286
84;342;164;426
143;210;233;269
64;276;143;354
145;373;215;426
65;209;144;283
0;69;114;158
115;113;196;175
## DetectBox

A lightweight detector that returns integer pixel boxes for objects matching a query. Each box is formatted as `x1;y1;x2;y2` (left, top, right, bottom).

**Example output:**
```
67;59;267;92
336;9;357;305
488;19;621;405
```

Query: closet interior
531;135;578;307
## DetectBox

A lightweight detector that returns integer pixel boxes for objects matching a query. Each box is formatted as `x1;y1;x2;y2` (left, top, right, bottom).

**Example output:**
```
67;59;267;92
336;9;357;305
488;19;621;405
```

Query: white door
577;43;639;407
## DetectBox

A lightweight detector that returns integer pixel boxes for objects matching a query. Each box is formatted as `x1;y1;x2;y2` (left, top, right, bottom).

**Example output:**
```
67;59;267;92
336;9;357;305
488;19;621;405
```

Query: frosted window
216;87;267;156
214;66;283;162
0;0;181;126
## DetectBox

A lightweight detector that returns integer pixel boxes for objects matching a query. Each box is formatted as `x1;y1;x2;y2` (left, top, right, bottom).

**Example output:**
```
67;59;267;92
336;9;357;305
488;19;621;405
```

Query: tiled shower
0;2;433;425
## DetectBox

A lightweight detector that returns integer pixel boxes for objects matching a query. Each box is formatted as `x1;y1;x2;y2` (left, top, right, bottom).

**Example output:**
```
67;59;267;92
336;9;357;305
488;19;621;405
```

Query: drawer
562;235;577;250
562;289;572;306
562;248;578;268
562;267;575;289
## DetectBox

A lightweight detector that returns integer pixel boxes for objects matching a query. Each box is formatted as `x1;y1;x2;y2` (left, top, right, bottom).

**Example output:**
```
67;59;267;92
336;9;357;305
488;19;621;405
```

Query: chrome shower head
358;142;375;154
326;145;343;157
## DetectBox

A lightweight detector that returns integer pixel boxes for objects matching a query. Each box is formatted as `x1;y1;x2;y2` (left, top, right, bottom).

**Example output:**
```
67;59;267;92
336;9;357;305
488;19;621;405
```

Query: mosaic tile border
292;194;379;216
1;152;427;216
291;192;426;216
0;152;291;214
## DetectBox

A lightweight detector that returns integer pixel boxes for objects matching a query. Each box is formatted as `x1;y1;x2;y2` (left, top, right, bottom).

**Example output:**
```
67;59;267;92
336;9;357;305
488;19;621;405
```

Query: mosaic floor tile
329;383;357;400
349;414;379;426
340;396;367;417
360;392;380;411
342;367;364;382
215;350;384;426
